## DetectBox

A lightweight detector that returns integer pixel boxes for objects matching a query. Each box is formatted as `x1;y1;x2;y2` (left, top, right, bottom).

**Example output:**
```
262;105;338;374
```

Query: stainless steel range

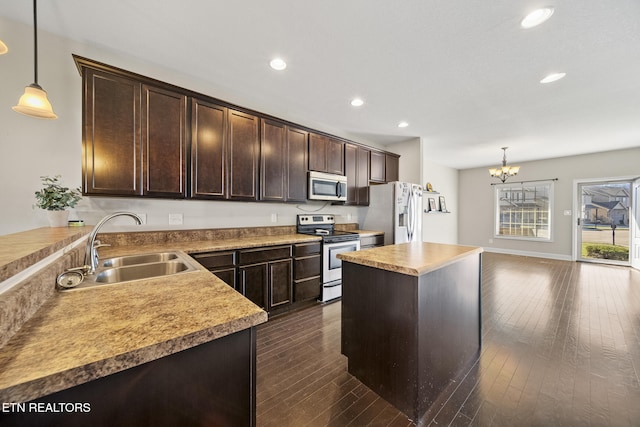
296;214;360;302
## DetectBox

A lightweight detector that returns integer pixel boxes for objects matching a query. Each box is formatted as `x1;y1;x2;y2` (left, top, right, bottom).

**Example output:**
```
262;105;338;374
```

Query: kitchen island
338;242;483;423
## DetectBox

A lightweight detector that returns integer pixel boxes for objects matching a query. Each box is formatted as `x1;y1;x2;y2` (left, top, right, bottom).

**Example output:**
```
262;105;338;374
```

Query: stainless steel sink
95;260;194;284
101;252;179;268
58;251;200;290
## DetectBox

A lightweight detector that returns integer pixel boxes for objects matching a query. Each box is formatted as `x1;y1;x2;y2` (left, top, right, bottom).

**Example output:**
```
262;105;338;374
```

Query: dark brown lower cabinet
293;242;321;302
0;328;257;427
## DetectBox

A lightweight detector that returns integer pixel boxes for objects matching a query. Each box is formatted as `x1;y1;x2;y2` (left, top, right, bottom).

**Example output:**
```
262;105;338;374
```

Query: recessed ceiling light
521;7;554;29
269;58;287;71
398;121;409;128
540;72;566;84
350;98;364;107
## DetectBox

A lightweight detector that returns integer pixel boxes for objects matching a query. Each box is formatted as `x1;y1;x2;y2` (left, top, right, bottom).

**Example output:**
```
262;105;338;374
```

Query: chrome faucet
84;212;143;274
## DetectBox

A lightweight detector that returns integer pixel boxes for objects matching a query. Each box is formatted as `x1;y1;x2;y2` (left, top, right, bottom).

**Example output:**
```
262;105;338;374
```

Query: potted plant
34;175;82;227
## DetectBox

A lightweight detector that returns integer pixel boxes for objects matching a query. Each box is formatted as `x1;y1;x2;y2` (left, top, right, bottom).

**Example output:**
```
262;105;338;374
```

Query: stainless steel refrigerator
362;182;423;245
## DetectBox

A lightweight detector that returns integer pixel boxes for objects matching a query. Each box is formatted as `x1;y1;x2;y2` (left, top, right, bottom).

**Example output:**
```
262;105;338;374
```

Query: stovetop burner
296;214;360;243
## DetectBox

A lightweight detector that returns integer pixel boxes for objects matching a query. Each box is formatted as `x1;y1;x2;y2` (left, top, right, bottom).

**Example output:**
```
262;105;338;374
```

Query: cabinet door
326;137;345;175
344;143;358;204
239;263;267;309
83;68;141;195
228;109;259;200
357;146;370;205
285;126;308;202
211;267;237;289
191;98;227;199
260;119;286;201
308;133;327;172
142;85;187;197
269;259;292;309
385;154;400;182
370;150;386;183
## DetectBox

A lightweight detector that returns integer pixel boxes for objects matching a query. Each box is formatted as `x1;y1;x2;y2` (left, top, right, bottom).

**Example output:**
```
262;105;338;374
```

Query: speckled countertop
338;241;483;276
0;227;329;403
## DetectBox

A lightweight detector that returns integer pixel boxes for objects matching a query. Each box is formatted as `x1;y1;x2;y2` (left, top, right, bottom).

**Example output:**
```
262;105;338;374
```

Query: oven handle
324;282;342;288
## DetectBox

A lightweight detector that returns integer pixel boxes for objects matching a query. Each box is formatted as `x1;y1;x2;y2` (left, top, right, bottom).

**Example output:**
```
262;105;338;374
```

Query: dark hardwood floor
255;253;640;426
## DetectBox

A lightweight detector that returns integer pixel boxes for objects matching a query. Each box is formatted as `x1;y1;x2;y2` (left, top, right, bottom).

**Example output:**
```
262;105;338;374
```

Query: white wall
458;147;640;259
421;144;459;245
0;16;369;235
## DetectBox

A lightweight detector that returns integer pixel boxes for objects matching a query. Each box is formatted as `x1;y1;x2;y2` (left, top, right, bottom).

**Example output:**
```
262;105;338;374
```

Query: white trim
483;246;572;261
0;236;87;295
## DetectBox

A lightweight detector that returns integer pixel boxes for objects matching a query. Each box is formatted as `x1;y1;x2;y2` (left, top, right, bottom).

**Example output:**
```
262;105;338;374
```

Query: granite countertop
0;226;371;403
338;241;483;276
0;262;267;402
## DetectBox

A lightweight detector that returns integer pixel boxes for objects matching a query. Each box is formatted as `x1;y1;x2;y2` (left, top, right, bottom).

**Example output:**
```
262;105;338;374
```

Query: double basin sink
60;251;201;290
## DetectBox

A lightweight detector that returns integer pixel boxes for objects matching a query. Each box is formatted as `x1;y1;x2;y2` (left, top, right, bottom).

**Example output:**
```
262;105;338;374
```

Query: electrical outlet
563;210;572;216
270;213;278;223
488;239;493;244
168;213;183;225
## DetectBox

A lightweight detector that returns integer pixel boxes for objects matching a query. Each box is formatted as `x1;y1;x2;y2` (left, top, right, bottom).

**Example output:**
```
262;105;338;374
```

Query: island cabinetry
340;243;482;423
238;246;292;311
260;120;309;202
309;133;345;175
82;68;188;197
191;251;237;289
0;328;258;427
345;143;370;206
293;242;321;302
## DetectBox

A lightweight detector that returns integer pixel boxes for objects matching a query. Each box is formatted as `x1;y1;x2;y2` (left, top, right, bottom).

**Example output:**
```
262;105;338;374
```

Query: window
494;181;554;241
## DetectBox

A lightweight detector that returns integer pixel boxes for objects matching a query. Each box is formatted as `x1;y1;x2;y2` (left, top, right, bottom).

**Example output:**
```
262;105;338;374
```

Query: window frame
493;180;554;242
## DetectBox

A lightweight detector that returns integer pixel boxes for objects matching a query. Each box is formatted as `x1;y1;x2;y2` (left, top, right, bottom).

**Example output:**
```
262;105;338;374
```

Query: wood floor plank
256;253;640;426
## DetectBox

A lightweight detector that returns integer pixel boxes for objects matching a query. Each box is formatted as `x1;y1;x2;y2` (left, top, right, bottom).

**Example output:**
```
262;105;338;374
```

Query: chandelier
489;147;520;183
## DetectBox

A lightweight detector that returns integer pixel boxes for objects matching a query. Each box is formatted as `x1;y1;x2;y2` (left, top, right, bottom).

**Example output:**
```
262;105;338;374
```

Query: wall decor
439;195;447;212
428;198;436;211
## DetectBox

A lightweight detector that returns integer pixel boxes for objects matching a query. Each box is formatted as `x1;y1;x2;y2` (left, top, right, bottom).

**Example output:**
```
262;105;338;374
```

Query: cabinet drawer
294;276;321;302
294;242;321;257
294;255;321;281
238;245;292;265
192;251;236;269
360;234;384;248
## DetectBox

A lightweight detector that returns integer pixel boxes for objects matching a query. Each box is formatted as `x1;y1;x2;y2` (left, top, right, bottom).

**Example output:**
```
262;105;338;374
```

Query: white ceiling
2;0;640;169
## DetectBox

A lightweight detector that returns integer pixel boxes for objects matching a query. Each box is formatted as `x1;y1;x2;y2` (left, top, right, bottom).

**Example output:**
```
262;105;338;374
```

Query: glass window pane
495;182;553;241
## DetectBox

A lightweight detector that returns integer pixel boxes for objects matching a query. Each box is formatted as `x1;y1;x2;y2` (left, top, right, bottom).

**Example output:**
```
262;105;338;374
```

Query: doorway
576;179;632;265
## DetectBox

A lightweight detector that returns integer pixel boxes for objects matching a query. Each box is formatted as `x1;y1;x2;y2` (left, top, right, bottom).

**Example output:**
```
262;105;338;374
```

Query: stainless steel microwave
308;171;348;202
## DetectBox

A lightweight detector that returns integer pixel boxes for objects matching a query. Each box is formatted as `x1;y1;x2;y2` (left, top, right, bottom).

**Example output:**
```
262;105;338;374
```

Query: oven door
323;240;361;284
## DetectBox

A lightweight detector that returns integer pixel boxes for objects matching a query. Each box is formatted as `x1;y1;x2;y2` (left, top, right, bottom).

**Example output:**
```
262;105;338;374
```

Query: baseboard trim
482;247;573;261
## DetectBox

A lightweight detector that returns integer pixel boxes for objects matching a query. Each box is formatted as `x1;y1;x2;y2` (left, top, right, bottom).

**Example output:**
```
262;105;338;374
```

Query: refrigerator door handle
407;190;414;241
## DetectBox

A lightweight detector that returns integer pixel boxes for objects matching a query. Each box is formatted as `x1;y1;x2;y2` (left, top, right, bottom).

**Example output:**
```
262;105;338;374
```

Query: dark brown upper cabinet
82;68;141;196
285;126;309;202
228;109;259;201
370;150;400;183
191;98;227;198
191;104;259;201
385;153;400;182
308;133;345;175
345;143;370;206
370;150;386;183
82;69;187;197
142;85;188;198
260;120;308;202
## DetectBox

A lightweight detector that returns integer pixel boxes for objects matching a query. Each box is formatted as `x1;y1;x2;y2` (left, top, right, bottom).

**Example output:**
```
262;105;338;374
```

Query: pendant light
0;39;7;55
489;147;520;183
13;0;57;120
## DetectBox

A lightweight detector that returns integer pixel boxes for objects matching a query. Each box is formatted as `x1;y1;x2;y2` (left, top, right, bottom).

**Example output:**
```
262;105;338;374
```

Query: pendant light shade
13;0;57;120
0;39;7;55
13;83;57;119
